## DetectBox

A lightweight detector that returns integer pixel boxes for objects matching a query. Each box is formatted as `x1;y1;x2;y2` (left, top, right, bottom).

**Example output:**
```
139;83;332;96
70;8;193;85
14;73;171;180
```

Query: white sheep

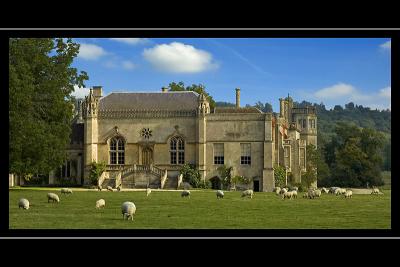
344;190;353;198
321;187;329;194
273;187;281;193
216;190;224;199
291;190;298;198
107;186;114;192
96;199;106;209
371;188;380;195
292;186;299;192
335;188;346;195
314;189;321;198
275;188;281;195
146;188;152;197
329;187;340;194
282;191;294;199
307;189;316;199
241;189;254;199
121;201;136;220
61;188;73;195
47;193;60;203
280;188;288;195
181;190;191;198
18;198;30;210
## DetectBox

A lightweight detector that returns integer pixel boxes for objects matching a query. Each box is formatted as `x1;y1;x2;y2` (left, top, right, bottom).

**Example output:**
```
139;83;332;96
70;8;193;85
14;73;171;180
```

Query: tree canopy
9;38;88;177
168;81;216;110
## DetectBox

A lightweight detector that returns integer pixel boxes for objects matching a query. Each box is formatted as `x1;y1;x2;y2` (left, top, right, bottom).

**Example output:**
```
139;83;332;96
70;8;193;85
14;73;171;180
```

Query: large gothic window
110;137;125;165
170;136;184;164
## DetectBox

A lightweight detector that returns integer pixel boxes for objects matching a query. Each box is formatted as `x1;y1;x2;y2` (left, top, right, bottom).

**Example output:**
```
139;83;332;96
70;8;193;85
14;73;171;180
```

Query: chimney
162;87;168;93
236;88;240;108
92;86;103;98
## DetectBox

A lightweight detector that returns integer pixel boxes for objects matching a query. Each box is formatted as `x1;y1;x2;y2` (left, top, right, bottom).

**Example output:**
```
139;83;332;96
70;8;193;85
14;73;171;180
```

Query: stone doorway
142;147;153;166
210;176;222;190
253;180;260;192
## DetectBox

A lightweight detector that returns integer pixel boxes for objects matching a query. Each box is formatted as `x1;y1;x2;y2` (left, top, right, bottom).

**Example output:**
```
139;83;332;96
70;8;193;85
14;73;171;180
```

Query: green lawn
9;188;391;229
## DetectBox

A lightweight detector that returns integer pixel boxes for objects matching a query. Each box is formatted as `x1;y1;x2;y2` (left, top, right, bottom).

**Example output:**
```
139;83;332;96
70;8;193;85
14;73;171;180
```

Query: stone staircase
163;176;178;189
119;165;166;189
101;178;116;188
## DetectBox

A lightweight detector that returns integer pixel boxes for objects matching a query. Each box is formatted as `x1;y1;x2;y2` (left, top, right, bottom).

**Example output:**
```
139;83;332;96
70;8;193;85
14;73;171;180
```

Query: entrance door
142;147;153;165
253;180;260;192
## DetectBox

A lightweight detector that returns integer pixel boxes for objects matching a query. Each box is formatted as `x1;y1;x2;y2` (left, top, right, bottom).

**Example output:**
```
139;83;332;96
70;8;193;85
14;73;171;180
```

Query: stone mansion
50;86;317;192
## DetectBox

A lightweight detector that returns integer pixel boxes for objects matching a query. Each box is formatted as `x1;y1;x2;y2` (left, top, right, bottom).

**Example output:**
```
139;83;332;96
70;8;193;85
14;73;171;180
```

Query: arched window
170;136;184;164
110;137;125;165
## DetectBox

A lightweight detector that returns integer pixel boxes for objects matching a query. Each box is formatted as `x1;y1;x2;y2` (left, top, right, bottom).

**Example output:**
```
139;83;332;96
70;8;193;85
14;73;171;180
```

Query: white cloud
110;38;149;45
72;85;89;99
379;86;391;98
122;60;136;70
380;40;391;51
142;42;218;73
78;43;108;60
314;83;356;99
308;83;391;110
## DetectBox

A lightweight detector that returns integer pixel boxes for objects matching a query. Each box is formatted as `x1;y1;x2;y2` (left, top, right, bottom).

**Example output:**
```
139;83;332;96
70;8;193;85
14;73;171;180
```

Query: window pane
170;138;177;151
240;156;251;165
178;151;184;164
110;152;117;164
178;139;184;150
214;156;224;165
241;143;251;157
214;143;224;157
118;139;124;151
170;152;177;164
118;152;124;165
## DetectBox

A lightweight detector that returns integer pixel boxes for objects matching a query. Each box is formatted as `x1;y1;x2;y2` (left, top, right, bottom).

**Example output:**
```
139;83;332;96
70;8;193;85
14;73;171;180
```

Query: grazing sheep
146;188;152;197
107;186;113;192
97;185;102;191
335;188;346;195
321;187;329;194
47;193;60;203
96;199;106;209
292;187;299;192
344;190;353;198
282;191;294;199
241;189;254;199
329;187;340;194
307;189;316;199
216;190;224;199
280;188;288;195
61;188;73;195
314;189;322;198
18;198;30;210
291;190;298;199
181;190;191;198
121;201;136;221
371;188;380;195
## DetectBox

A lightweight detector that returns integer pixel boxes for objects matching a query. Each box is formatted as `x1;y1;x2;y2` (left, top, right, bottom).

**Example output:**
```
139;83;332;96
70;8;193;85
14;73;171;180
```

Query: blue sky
71;38;391;111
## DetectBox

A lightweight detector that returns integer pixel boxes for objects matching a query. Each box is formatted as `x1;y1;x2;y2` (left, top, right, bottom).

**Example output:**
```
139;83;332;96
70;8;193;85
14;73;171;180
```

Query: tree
302;144;318;189
168;82;216;110
89;161;106;186
9;38;88;177
254;101;273;112
217;165;233;190
273;164;286;188
180;164;201;188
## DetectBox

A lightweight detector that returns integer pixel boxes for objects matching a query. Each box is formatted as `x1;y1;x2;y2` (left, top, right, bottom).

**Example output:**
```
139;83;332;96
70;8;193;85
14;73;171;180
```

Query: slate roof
214;107;262;114
98;91;199;111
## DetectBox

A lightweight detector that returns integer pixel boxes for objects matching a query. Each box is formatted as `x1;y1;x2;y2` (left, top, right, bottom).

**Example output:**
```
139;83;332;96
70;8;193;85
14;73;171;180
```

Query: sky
70;38;391;111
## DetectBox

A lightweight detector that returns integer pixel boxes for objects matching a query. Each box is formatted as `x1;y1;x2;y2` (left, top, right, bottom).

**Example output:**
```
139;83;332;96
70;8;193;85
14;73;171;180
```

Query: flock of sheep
17;185;383;220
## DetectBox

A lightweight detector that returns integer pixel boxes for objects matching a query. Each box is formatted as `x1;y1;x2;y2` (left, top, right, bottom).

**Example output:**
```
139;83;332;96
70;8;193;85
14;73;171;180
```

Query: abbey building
51;86;317;192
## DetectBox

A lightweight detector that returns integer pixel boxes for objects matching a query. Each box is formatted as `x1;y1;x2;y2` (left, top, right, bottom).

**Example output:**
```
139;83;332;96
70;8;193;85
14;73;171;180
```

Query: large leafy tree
9;38;88;177
168;81;216;110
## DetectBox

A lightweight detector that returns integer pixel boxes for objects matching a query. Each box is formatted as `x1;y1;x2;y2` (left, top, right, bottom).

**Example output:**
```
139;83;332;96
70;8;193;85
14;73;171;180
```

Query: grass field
9;188;391;229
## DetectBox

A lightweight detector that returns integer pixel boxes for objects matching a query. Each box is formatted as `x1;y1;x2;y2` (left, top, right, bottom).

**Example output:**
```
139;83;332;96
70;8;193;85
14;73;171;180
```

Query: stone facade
57;86;317;192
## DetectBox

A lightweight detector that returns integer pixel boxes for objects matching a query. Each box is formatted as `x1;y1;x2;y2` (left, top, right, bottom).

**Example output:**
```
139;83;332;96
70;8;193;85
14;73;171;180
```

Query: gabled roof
98;91;199;111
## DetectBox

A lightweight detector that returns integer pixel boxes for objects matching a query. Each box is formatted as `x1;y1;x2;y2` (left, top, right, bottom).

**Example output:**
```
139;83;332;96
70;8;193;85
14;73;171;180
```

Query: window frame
109;137;125;165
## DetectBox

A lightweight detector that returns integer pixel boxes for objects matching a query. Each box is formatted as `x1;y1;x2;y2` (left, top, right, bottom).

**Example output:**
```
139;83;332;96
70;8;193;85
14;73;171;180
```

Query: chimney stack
235;88;240;108
92;86;103;98
162;87;168;93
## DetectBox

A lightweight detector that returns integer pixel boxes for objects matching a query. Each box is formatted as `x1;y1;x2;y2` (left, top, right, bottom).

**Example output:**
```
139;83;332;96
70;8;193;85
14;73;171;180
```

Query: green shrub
89;161;106;186
180;164;201;188
274;164;286;188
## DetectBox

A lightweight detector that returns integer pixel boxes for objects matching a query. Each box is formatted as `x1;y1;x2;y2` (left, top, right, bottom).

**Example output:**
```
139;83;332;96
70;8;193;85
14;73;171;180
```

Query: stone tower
196;93;210;182
82;86;102;184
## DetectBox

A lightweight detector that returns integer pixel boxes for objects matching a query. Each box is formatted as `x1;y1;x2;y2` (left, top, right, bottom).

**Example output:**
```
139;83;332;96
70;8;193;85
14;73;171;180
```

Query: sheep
97;185;102;191
291;190;298;199
47;193;60;203
302;192;309;198
121;201;136;221
321;187;329;194
329;187;340;194
216;190;224;199
18;198;29;210
335;188;346;195
275;188;281;195
344;190;353;198
181;190;191;198
273;187;281;193
241;189;254;199
107;186;114;192
307;189;316;199
292;186;299;192
282;191;294;199
314;189;322;198
146;188;152;197
371;188;380;195
280;188;288;195
61;188;73;195
96;199;106;209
